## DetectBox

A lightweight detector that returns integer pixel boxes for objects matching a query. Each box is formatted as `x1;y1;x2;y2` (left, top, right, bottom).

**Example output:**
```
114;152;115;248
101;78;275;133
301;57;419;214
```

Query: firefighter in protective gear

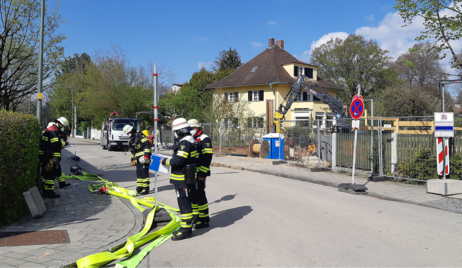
38;117;70;198
187;119;213;229
40;123;71;190
161;118;198;241
124;124;151;195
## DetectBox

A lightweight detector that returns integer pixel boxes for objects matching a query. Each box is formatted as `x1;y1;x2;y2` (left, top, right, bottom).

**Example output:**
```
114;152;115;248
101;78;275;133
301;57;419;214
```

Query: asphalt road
68;139;462;267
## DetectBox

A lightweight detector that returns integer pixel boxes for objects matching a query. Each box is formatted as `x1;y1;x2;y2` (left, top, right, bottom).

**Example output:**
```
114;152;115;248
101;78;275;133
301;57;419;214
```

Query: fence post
332;132;337;169
317;119;321;168
379;117;384;176
391;133;398;175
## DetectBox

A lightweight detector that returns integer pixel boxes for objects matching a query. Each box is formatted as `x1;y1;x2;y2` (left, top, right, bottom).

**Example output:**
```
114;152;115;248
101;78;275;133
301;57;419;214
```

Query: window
225;92;238;102
251;67;258;73
248;90;264;101
294;66;314;79
247;117;264;128
296;92;309;102
294;112;310;127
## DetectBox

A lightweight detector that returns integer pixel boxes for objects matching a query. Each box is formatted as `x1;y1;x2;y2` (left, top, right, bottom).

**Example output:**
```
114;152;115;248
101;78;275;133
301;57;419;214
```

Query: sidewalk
0;148;143;268
1;138;462;268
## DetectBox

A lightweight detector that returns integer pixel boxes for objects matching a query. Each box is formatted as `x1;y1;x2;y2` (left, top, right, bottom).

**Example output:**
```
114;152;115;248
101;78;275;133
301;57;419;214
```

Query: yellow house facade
206;38;345;132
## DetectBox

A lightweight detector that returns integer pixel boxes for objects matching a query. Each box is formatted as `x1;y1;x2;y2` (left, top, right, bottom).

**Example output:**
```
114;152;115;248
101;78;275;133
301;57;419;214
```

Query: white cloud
356;11;462;77
267;21;277;25
197;61;212;69
302;32;349;61
302;10;462;78
251;41;262;48
365;14;374;22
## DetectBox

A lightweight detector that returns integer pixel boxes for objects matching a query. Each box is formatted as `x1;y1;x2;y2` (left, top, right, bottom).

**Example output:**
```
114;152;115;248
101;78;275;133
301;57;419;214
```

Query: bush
0;111;40;226
396;147;462;182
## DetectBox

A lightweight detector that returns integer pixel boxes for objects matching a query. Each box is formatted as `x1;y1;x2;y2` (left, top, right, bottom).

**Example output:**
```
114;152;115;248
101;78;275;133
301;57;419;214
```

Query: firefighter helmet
57;117;69;128
123;125;134;134
47;122;54;128
187;119;200;127
172;118;189;131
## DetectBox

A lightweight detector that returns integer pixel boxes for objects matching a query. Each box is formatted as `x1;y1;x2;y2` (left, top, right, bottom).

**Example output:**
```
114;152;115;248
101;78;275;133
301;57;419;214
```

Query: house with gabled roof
205;38;345;133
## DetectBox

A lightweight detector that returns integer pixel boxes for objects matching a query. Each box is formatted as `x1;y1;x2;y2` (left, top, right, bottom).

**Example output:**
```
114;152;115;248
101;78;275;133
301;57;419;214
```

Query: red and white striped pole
153;63;158;206
437;137;449;177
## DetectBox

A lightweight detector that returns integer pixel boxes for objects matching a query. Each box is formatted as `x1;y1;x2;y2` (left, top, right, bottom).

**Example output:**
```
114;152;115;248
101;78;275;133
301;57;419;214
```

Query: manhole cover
0;230;70;247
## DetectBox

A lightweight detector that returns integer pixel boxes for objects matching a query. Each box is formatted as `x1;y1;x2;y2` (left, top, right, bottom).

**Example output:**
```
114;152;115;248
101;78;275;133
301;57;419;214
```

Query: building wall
213;84;343;124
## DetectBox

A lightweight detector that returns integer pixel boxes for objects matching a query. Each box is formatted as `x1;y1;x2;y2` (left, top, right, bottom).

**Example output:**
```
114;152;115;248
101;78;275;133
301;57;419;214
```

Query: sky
53;0;461;94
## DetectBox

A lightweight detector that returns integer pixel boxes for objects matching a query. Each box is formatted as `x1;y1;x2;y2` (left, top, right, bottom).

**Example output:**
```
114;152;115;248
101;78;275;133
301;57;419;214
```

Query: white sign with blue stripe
434;112;454;137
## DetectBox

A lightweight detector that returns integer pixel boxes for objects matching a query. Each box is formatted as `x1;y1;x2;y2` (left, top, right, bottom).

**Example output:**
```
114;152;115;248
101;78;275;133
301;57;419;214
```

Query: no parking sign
350;95;364;120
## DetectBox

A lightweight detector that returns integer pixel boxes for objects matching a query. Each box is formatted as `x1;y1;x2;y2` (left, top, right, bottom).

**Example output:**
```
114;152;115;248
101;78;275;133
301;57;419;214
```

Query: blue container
262;134;285;159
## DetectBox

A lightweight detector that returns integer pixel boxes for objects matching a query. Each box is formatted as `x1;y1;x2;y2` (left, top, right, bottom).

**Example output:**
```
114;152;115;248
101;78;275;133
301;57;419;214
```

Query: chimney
276;40;284;49
269;38;275;48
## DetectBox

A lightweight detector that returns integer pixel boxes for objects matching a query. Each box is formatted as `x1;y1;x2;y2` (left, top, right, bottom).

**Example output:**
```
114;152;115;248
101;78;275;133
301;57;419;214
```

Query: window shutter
259;90;264;101
294;66;299;77
235;92;238;102
224;92;228;102
248;91;252;101
303;92;308;101
305;68;313;79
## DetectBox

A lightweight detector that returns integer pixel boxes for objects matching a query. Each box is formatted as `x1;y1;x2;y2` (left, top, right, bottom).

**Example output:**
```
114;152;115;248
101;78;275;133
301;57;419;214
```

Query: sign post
338;85;368;194
434;112;453;180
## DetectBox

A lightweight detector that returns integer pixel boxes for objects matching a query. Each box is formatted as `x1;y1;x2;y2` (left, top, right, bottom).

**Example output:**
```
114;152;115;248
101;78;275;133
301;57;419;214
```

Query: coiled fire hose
62;171;180;268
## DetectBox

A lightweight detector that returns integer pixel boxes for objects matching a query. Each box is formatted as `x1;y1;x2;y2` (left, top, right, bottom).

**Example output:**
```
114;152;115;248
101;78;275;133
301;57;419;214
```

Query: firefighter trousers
188;180;209;223
175;185;193;230
136;162;150;193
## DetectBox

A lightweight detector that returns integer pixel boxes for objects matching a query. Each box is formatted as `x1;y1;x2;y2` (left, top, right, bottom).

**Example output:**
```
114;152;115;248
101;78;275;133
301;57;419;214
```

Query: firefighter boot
171;228;192;241
194;221;209;229
139;188;149;195
59;181;71;188
136;186;143;194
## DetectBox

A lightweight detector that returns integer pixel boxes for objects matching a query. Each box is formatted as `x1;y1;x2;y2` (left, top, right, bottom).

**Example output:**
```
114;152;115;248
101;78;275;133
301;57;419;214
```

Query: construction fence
278;116;462;182
200;116;462;183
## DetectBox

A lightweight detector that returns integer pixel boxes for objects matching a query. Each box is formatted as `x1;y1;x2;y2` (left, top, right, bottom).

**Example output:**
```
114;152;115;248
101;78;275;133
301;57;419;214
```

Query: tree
376;83;452;116
49;53;91;125
310;34;398;102
212;47;243;72
395;0;462;69
393;42;447;89
0;0;66;111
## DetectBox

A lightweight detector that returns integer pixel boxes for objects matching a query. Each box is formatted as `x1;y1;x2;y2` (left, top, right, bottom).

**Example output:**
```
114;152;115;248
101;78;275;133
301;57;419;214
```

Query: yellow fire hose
63;173;181;268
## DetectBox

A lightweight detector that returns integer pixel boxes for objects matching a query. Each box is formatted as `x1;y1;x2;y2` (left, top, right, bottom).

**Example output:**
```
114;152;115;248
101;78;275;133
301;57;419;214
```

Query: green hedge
0;111;40;226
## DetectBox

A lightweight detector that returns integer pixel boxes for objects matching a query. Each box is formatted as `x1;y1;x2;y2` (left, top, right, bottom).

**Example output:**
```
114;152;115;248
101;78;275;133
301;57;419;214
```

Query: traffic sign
350;95;364;120
434;112;454;137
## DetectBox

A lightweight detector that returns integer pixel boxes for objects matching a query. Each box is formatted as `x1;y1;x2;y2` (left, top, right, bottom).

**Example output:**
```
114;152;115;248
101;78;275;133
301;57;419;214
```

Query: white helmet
172;118;189;131
187;119;200;127
123;124;134;134
47;122;54;128
57;117;69;128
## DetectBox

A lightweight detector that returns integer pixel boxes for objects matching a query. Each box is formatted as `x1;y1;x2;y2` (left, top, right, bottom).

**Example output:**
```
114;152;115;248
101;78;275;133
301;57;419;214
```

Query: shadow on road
194;205;253;236
209;194;238;204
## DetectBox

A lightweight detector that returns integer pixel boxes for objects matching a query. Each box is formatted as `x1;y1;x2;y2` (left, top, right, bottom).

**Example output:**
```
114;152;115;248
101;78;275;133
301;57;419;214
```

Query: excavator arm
275;75;351;133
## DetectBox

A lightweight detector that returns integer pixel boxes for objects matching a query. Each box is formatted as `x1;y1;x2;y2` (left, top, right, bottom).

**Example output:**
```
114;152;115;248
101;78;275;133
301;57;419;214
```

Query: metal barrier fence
201;122;265;154
279;116;462;182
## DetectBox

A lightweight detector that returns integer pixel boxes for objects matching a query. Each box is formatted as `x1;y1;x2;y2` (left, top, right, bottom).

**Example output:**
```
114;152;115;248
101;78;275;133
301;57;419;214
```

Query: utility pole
36;0;45;126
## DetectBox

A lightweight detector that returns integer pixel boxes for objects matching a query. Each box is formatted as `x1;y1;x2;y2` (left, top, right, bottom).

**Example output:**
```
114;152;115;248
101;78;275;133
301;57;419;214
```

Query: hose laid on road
63;173;180;268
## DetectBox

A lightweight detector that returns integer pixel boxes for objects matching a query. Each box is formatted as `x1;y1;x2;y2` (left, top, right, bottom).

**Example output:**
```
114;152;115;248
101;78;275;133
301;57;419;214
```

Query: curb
59;158;144;267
